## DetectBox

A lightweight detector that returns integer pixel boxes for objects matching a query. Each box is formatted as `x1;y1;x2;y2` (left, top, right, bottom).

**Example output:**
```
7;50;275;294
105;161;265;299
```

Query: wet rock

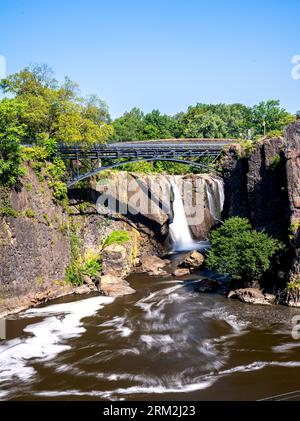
74;284;91;295
228;288;276;305
178;251;205;269
139;255;170;276
172;268;190;277
99;274;135;297
193;278;220;293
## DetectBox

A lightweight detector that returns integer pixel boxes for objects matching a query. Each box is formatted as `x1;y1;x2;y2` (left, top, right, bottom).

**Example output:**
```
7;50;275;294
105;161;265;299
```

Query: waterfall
168;181;196;252
168;176;225;252
205;177;225;221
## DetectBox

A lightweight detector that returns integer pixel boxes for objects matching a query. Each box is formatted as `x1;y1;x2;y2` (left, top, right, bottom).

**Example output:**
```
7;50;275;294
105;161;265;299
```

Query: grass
103;230;131;247
24;208;36;218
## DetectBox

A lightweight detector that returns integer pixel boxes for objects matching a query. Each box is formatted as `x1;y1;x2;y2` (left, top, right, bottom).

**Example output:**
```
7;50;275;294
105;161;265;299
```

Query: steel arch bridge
58;138;235;187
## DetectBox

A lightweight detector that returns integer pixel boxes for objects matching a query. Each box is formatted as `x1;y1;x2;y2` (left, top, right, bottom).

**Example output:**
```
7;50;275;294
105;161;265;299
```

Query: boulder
82;274;94;286
139;255;170;276
99;274;135;297
101;244;130;278
178;250;205;269
172;268;190;277
193;278;220;293
74;284;91;295
228;288;276;305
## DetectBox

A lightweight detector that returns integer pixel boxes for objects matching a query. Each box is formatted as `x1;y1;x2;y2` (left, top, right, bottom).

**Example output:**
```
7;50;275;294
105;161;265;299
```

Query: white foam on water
216;360;300;377
203;306;250;333
32;358;300;400
0;296;114;389
272;342;300;353
33;377;216;399
100;316;133;337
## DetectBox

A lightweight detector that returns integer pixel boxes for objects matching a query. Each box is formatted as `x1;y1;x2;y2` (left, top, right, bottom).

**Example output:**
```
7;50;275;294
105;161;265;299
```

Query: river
1;258;300;401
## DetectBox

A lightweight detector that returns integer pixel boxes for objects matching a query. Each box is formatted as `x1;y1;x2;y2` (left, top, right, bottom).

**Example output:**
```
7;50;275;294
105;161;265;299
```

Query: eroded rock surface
228;288;276;306
178;250;205;270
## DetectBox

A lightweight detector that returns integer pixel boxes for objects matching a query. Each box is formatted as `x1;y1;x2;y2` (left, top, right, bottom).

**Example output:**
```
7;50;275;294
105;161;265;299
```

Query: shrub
238;139;257;157
269;154;282;170
49;180;68;205
65;249;101;286
0;137;25;187
287;278;300;291
0;194;19;217
104;230;131;247
206;217;283;283
24;208;36;218
46;157;66;180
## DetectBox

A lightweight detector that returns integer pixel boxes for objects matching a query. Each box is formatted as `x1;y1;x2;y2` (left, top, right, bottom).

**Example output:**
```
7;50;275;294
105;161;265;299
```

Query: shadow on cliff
67;187;169;245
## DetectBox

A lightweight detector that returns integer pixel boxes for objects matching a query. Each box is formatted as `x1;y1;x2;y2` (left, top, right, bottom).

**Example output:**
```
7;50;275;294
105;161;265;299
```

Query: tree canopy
0;64;296;187
112;101;295;141
0;64;113;145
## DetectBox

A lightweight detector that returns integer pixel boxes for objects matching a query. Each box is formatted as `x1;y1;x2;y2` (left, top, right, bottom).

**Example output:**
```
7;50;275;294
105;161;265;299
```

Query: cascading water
168;181;197;252
168;176;225;252
205;177;225;221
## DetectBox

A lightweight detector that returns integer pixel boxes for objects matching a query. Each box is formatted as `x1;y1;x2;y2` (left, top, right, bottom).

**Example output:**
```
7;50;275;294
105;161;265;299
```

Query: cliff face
91;172;219;242
222;121;300;281
285;122;300;277
222;137;290;239
0;169;220;315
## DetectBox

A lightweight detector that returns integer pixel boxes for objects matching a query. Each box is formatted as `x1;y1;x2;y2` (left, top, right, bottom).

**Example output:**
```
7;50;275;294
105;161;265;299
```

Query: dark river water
1;259;300;401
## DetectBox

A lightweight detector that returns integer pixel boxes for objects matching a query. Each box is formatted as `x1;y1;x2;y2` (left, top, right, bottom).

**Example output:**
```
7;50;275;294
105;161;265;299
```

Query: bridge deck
58;139;234;160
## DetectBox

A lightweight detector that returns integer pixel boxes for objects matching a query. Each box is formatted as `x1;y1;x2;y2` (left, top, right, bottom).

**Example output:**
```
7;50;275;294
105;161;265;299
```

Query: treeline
0;65;296;145
0;65;296;185
111;102;295;141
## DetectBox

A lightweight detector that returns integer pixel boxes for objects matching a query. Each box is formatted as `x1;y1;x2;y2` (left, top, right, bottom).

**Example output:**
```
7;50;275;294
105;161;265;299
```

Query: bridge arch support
66;157;216;187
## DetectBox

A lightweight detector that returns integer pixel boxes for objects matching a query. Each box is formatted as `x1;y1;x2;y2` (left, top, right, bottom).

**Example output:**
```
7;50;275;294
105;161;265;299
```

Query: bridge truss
58;140;231;187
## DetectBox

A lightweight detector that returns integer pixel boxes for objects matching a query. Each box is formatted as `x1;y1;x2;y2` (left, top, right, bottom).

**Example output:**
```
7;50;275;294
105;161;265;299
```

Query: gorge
0;121;300;401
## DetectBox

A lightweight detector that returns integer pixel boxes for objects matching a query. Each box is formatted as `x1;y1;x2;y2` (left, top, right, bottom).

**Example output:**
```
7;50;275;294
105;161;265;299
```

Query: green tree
0;99;26;186
206;217;283;283
183;112;227;138
143;109;179;139
112;108;145;141
0;64;113;145
251;100;295;136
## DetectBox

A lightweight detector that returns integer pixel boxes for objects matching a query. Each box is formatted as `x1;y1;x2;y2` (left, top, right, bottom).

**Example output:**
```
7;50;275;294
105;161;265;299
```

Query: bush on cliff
206;217;283;283
103;230;131;247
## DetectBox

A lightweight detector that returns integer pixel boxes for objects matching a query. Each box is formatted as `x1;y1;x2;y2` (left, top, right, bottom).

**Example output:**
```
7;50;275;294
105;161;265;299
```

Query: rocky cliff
285;122;300;278
0;167;160;315
222;121;300;285
0;169;220;315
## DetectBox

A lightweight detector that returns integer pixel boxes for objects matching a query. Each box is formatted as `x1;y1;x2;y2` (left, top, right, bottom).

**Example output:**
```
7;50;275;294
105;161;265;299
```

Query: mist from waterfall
169;177;225;252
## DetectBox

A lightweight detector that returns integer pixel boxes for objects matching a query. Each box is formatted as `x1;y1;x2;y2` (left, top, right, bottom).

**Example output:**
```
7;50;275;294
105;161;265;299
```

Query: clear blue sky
1;0;300;118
